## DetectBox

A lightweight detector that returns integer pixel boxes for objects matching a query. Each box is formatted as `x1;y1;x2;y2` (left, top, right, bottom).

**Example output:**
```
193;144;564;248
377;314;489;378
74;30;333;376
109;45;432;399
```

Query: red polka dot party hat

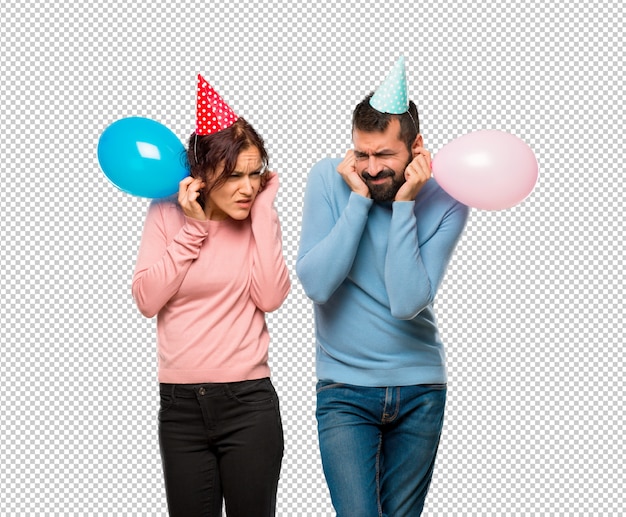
195;74;238;135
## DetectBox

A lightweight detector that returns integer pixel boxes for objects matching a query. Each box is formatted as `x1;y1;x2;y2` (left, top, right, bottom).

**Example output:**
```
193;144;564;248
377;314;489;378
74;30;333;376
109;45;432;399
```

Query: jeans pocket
315;380;345;394
226;378;276;407
159;384;177;415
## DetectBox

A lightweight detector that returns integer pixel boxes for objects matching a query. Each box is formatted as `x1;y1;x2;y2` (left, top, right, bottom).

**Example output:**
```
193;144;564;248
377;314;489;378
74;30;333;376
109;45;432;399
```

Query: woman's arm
132;202;210;317
249;173;291;312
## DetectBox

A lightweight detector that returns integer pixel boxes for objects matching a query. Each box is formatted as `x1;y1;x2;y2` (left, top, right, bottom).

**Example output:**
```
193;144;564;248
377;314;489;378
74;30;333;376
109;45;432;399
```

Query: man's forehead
353;118;403;144
353;130;404;154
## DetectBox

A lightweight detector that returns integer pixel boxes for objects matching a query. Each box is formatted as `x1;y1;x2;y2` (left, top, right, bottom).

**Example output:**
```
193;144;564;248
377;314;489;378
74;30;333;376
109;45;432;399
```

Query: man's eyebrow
354;149;397;157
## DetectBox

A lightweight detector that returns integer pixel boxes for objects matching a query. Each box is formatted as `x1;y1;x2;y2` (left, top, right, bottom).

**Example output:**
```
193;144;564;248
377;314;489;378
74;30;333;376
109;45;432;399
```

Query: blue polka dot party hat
369;56;408;114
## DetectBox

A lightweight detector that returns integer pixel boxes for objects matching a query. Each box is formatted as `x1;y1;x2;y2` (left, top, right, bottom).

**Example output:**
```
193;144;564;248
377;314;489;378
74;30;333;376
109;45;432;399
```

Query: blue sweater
296;158;469;387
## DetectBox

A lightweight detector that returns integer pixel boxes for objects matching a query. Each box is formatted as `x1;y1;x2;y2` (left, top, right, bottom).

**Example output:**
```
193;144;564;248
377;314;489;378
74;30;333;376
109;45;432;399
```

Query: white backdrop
1;1;623;515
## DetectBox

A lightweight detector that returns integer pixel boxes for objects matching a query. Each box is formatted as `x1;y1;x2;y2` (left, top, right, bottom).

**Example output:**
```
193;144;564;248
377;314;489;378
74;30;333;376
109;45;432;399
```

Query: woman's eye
229;172;262;180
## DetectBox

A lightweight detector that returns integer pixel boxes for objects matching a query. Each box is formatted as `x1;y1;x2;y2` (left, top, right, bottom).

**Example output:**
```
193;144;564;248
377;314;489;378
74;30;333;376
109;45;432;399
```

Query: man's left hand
395;148;432;202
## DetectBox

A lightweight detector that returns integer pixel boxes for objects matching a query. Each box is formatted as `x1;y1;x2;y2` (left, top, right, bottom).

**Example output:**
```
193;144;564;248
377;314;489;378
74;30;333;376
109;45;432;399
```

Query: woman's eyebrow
232;167;264;174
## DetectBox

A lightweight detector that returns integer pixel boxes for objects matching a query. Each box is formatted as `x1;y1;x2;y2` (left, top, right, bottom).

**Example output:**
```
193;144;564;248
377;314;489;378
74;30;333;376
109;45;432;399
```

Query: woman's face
204;146;264;221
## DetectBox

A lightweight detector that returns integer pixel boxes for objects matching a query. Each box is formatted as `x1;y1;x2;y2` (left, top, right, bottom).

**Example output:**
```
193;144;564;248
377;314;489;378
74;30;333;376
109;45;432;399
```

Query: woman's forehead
234;147;263;171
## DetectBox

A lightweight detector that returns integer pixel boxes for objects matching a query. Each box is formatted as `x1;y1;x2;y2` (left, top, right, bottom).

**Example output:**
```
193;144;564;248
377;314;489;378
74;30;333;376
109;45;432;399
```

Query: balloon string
406;111;418;133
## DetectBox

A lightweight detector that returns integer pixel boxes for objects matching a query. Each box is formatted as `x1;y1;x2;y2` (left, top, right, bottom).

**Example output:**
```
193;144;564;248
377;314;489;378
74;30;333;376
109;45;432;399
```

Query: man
296;56;469;516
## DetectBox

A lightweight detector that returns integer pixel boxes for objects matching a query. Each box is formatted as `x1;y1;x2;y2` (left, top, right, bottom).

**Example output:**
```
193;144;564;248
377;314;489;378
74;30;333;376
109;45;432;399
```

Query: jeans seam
376;431;383;517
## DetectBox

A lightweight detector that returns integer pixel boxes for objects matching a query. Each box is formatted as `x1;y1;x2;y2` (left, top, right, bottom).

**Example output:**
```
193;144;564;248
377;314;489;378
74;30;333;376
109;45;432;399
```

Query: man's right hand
337;150;370;198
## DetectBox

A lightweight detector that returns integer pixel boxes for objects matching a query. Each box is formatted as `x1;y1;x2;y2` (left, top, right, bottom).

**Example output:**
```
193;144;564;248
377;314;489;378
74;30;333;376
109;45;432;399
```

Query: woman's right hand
178;176;206;221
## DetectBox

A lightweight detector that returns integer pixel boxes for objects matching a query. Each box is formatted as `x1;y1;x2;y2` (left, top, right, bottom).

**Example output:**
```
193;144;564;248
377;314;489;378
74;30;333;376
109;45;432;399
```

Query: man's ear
411;134;424;157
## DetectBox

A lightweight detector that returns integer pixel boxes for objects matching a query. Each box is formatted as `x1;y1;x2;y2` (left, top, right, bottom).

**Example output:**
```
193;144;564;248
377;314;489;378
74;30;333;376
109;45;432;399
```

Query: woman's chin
228;208;252;220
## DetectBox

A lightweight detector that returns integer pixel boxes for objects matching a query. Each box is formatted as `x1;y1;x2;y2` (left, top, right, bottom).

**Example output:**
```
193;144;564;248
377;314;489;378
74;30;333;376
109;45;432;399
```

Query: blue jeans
159;378;283;517
316;381;447;517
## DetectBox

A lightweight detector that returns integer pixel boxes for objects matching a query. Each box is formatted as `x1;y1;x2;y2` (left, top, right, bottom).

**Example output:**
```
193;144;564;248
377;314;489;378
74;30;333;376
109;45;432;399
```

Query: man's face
353;118;412;202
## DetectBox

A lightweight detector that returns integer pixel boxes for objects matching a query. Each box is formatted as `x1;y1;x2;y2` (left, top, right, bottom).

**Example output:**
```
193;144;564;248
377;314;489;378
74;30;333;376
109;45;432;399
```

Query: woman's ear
190;164;203;179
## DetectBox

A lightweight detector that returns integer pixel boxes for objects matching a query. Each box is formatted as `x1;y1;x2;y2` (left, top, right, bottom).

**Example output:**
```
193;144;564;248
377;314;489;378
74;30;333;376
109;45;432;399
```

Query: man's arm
384;199;469;319
296;156;373;304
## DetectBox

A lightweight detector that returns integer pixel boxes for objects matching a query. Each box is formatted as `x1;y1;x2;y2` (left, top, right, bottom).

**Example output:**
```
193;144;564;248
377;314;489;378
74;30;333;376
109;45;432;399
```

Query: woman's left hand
253;171;279;209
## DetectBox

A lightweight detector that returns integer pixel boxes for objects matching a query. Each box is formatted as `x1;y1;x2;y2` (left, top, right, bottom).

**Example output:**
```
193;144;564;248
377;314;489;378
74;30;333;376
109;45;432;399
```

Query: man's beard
362;163;409;202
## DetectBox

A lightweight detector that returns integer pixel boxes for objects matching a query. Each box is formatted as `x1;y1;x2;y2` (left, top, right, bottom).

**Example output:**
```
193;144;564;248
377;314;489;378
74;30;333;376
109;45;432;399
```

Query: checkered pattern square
1;1;623;515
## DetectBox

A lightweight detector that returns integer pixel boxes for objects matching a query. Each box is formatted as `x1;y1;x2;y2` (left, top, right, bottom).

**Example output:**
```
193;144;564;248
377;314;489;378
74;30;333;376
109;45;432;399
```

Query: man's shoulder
310;157;342;176
416;179;470;222
307;157;349;193
420;179;465;207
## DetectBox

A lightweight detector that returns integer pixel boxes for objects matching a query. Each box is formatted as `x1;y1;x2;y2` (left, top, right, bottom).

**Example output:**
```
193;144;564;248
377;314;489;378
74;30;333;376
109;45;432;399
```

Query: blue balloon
97;117;190;198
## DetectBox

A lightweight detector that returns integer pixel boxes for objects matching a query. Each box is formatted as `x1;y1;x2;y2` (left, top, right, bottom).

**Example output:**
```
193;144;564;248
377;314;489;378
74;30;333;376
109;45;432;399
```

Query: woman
132;76;290;516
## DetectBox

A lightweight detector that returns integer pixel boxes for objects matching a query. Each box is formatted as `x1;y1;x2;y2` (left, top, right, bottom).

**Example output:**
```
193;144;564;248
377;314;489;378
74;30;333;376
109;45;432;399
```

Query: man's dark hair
352;93;420;152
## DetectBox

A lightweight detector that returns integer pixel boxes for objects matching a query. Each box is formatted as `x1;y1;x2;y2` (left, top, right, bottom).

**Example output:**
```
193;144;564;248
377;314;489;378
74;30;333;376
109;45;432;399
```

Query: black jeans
158;378;284;517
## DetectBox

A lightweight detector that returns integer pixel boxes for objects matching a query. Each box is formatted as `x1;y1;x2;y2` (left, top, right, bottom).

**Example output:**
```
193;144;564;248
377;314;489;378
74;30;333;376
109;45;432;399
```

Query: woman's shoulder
149;195;181;211
147;196;186;226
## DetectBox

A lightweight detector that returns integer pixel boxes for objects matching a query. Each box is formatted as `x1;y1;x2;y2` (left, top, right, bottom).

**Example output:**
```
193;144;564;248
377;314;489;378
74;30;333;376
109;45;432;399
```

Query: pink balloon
432;130;538;210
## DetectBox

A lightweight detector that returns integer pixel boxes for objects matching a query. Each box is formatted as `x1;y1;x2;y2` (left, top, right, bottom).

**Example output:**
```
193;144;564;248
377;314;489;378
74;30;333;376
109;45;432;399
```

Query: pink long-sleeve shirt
132;197;290;384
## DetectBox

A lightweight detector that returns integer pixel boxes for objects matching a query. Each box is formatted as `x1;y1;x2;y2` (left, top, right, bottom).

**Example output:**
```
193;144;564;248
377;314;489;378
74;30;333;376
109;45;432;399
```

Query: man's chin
367;181;403;203
368;186;398;203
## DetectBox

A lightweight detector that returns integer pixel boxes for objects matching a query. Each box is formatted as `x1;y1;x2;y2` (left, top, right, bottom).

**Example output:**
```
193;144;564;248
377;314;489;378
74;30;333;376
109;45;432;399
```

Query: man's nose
368;156;383;176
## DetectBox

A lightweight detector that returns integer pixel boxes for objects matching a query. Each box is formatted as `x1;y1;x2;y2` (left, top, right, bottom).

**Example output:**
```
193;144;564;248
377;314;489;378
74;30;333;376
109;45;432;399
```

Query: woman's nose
239;176;253;194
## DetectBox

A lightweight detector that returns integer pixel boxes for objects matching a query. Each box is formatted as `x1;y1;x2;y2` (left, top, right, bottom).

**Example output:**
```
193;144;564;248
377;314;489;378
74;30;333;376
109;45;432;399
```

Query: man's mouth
363;170;394;184
368;177;391;185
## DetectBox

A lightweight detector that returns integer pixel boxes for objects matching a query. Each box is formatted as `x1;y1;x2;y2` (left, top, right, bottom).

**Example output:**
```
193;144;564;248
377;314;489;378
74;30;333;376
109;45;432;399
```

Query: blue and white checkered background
1;1;623;515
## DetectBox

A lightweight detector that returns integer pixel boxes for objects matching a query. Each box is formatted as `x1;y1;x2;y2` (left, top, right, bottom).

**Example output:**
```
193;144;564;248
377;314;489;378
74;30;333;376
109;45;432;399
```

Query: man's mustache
361;169;395;181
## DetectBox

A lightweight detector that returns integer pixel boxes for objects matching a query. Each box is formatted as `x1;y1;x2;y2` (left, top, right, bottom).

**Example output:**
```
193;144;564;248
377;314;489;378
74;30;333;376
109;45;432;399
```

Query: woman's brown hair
185;117;269;207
